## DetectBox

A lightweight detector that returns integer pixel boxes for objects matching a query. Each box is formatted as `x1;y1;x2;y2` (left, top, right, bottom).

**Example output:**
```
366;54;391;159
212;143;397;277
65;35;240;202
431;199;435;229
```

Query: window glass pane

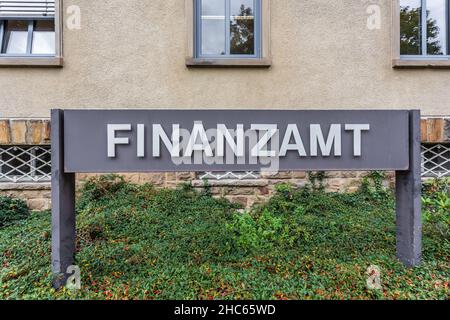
2;20;28;54
427;0;447;55
32;20;55;54
400;0;422;55
201;0;226;55
230;0;255;55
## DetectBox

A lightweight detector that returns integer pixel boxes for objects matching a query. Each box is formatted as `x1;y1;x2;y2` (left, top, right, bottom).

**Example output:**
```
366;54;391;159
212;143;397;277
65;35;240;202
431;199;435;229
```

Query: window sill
191;179;267;187
186;57;272;68
393;59;450;68
0;182;51;190
0;56;63;67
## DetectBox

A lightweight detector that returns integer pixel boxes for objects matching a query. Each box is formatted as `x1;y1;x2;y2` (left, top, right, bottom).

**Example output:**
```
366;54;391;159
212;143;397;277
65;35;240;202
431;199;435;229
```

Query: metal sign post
395;110;422;266
51;109;422;288
51;109;76;288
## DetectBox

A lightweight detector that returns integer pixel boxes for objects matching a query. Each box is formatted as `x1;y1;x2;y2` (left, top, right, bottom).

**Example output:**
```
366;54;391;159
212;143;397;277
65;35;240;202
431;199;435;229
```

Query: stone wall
0;119;52;210
191;171;391;208
0;119;51;145
0;170;394;211
421;118;450;143
0;183;51;211
77;171;392;209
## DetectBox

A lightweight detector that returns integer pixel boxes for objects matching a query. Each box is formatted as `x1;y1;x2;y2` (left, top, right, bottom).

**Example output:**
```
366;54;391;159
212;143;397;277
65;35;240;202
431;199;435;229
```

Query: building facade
0;0;449;209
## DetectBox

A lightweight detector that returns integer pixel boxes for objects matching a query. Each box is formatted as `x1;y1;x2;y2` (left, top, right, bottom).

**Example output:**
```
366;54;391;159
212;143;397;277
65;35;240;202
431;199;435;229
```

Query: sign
51;109;422;288
63;110;410;172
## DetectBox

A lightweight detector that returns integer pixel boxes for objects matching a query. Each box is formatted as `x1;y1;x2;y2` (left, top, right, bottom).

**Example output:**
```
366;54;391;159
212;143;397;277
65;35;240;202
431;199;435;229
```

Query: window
394;0;450;67
186;0;271;67
0;145;51;182
197;0;260;58
0;0;62;66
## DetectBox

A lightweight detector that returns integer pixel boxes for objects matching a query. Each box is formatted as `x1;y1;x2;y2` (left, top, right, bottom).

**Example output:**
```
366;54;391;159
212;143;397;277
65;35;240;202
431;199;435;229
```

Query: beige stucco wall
0;0;449;118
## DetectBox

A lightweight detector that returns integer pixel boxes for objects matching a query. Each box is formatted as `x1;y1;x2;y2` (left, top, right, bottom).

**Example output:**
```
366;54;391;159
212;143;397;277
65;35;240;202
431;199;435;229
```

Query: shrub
0;175;448;300
307;171;327;192
0;196;30;227
76;175;240;265
226;183;314;254
77;174;131;211
226;207;308;254
422;178;450;237
226;176;398;256
359;171;392;203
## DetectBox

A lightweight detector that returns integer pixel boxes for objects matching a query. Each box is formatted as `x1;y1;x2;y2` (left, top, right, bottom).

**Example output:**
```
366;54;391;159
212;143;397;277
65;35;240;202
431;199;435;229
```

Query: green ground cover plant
0;196;30;228
0;174;448;300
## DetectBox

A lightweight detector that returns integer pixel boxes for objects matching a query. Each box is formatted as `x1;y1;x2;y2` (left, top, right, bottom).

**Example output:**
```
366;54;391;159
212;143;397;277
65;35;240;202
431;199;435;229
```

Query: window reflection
32;20;55;55
199;0;258;57
400;0;448;56
201;0;226;55
2;20;28;54
230;0;255;55
400;0;422;55
427;0;446;55
1;19;55;55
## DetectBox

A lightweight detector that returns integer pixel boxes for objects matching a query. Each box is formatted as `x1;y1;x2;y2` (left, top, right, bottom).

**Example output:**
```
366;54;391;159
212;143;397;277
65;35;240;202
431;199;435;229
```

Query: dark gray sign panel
63;110;410;173
51;109;421;289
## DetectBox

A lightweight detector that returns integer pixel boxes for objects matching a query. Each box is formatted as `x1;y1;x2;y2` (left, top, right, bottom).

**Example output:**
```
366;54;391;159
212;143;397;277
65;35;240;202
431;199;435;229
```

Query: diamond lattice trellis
199;171;260;180
0;145;51;182
421;143;450;178
0;144;449;183
200;144;450;180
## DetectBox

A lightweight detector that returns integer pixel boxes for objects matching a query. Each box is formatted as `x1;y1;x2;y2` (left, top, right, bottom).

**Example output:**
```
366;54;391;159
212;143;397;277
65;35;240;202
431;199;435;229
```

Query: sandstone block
42;120;51;143
260;171;292;179
27;120;44;144
10;120;27;144
165;172;177;182
227;187;255;196
176;172;195;180
226;196;248;207
0;120;10;144
27;198;51;211
139;173;165;185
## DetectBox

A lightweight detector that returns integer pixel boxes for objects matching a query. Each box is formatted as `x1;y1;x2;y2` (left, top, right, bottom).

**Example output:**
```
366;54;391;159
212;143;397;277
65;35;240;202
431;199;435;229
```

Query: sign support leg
51;109;76;289
395;110;422;267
